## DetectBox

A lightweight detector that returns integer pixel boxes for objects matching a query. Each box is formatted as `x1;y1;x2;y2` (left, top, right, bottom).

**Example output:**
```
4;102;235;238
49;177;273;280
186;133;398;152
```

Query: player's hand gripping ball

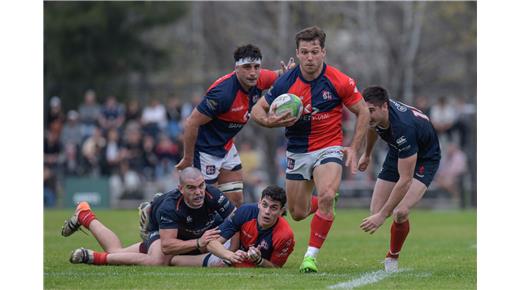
269;93;303;119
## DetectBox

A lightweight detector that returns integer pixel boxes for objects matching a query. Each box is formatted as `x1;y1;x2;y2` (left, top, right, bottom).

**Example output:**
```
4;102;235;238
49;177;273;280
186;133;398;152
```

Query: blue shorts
139;230;202;255
378;154;439;187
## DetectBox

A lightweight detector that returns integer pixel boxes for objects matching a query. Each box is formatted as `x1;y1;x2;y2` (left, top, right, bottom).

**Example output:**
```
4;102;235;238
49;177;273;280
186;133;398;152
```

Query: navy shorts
139;230;201;255
378;154;439;187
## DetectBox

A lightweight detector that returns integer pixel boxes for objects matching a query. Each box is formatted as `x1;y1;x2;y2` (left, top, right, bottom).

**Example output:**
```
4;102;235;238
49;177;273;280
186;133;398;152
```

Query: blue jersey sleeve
219;205;256;240
264;82;285;105
206;186;236;220
156;203;180;230
196;83;234;118
393;124;418;159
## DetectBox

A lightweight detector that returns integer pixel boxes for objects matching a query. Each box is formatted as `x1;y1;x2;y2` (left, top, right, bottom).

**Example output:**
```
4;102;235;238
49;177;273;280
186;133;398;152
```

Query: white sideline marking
328;269;411;289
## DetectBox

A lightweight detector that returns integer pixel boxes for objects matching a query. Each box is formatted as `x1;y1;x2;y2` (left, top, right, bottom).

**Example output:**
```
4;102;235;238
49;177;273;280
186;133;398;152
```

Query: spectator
60;110;83;147
109;160;143;205
98;96;125;133
155;133;180;179
125;98;142;125
78;89;101;138
142;134;159;180
44;130;63;171
120;122;145;173
100;128;123;176
44;166;58;207
434;142;468;204
413;95;431;116
141;98;167;138
81;126;106;176
46;96;65;135
63;142;80;176
430;96;457;141
166;96;183;139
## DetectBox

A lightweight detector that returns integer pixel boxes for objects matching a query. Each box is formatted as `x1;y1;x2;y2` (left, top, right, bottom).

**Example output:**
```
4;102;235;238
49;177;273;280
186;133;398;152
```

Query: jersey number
405;104;430;121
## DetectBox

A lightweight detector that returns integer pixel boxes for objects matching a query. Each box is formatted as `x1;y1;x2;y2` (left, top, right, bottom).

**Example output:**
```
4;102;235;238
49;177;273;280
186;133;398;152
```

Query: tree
44;2;186;109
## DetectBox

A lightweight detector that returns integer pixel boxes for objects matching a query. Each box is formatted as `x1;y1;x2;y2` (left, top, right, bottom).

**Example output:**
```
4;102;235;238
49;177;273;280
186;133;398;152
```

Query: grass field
44;208;476;289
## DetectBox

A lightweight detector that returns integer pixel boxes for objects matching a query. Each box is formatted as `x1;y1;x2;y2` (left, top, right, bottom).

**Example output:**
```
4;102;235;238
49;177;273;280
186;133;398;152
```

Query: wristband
196;238;200;250
254;257;263;266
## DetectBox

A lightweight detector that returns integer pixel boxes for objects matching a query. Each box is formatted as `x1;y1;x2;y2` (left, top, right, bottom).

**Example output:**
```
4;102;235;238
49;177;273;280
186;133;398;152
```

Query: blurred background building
44;1;476;209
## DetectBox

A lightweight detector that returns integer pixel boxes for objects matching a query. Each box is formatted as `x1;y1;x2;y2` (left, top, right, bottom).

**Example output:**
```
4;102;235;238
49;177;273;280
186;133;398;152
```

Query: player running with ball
251;26;370;273
357;86;441;272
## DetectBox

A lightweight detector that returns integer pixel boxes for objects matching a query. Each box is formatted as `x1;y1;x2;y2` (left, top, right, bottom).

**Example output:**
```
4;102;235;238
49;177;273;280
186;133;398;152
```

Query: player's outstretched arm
246;246;278;268
358;128;379;172
207;237;246;265
360;154;416;234
343;99;370;174
176;108;212;170
251;97;297;128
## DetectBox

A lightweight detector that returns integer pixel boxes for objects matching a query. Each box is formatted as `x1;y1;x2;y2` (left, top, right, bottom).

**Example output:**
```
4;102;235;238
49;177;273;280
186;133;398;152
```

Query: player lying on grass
62;167;236;266
357;86;441;272
170;185;295;268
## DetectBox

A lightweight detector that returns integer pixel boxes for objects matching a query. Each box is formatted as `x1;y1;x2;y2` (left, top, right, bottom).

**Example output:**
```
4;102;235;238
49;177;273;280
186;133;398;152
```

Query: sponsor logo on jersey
228;123;244;129
287;158;295;170
391;100;407;112
206;165;216;175
186;216;192;223
160;216;173;223
396;136;407;145
231;105;245;112
206;99;218;111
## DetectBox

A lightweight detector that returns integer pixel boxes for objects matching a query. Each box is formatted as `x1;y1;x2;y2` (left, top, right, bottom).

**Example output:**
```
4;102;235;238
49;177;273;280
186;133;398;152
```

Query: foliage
44;2;187;109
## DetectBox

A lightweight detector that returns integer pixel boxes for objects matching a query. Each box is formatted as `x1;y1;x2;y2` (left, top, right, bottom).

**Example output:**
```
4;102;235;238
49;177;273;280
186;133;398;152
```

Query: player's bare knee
392;207;409;223
289;207;307;221
318;194;334;211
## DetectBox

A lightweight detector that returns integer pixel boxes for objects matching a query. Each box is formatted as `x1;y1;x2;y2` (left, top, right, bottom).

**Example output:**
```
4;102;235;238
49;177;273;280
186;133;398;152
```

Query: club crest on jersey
258;240;269;251
322;90;333;100
206;165;216;175
287;158;295;170
252;94;259;103
186;216;192;223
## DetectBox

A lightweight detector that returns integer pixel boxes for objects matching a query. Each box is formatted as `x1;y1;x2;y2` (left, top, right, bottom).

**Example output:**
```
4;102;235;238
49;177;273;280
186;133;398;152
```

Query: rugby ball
269;93;303;119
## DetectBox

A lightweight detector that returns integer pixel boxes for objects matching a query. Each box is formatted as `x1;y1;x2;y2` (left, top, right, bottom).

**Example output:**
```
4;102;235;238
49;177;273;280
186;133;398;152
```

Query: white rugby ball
269;93;303;119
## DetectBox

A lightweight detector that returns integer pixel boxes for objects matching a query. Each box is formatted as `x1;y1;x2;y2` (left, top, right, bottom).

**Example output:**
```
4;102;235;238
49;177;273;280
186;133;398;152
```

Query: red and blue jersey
265;64;362;153
196;70;278;157
219;204;295;267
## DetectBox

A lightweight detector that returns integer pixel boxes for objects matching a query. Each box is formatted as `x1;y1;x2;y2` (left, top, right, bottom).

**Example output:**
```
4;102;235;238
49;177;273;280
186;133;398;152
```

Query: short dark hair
295;26;326;49
362;86;390;107
233;44;262;62
261;185;287;207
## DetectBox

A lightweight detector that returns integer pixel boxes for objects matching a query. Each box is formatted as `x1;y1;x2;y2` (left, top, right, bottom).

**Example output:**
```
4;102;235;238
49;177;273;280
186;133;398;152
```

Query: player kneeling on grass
171;185;295;268
357;86;441;272
62;167;235;266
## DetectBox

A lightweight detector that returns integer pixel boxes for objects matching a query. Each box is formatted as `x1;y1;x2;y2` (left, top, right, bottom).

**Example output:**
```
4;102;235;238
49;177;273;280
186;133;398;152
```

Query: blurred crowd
44;89;475;208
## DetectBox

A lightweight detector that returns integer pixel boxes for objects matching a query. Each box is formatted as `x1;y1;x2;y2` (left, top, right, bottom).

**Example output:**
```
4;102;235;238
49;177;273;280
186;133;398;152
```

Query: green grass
44;209;476;289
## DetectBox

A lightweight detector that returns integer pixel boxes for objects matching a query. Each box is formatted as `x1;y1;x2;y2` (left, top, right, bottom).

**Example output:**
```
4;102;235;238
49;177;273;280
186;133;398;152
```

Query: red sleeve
326;67;362;107
257;69;278;90
269;220;295;267
341;78;363;107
